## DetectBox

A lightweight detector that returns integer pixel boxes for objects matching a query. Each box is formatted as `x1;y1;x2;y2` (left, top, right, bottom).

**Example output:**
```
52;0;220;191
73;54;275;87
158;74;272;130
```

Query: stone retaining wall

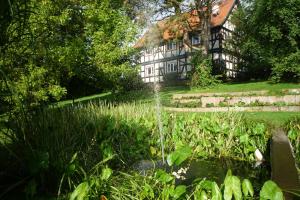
164;106;300;112
173;88;300;100
173;95;300;107
173;90;269;99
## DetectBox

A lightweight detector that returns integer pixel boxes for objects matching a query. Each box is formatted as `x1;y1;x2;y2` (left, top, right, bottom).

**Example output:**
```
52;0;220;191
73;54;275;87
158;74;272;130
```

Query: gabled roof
134;0;236;48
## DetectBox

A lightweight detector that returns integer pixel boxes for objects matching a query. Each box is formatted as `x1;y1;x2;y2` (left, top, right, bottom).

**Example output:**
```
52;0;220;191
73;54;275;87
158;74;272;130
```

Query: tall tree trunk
195;0;212;56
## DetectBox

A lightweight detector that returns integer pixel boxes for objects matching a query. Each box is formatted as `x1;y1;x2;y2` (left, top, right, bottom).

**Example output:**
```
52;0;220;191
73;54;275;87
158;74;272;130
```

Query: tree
0;0;139;112
84;0;139;91
232;0;300;81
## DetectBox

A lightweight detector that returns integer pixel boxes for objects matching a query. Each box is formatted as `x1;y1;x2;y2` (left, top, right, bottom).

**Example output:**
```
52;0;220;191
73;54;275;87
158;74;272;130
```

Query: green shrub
271;51;300;83
286;117;300;165
163;72;179;86
118;68;145;92
189;52;220;88
206;103;214;107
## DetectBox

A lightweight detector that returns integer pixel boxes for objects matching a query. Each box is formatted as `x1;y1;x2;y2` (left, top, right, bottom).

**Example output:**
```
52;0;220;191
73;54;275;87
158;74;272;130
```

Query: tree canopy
0;0;140;112
232;0;300;81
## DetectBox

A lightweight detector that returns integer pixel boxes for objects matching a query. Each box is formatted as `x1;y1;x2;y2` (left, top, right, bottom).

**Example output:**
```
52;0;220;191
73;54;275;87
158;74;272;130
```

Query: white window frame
166;63;178;73
146;65;154;76
145;48;152;55
192;35;200;45
166;41;177;51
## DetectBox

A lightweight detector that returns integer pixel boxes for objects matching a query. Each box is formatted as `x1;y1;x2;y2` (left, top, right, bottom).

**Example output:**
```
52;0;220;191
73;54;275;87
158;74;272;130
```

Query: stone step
173;95;300;108
164;106;300;112
173;89;300;100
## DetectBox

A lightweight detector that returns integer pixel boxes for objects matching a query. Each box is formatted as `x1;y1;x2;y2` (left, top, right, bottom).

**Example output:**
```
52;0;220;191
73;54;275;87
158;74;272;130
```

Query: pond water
134;158;270;191
177;158;270;189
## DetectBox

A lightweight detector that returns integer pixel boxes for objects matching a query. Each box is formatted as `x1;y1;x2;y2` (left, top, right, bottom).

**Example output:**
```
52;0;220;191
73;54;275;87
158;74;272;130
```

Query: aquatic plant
286;117;300;165
109;168;283;200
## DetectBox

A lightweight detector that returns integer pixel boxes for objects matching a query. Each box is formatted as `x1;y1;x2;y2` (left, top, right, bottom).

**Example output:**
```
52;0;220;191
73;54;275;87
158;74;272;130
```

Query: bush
189;51;220;88
271;51;300;83
163;72;179;86
118;68;145;92
190;57;220;88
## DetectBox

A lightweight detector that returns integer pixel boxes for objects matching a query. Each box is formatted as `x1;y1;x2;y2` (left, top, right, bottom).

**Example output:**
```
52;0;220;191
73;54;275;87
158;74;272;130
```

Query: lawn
50;81;300;128
159;81;300;106
54;92;111;107
162;81;300;93
55;81;300;107
243;112;300;127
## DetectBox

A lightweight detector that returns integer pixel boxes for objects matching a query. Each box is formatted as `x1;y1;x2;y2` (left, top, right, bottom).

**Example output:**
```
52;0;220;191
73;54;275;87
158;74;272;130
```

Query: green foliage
271;51;300;82
167;146;192;166
118;68;145;92
232;0;300;81
70;182;89;200
190;53;220;88
193;171;281;200
242;179;254;197
0;0;138;112
163;72;180;86
224;171;242;200
286;117;300;165
156;169;174;184
260;180;284;200
85;0;137;91
1;101;295;198
193;180;222;200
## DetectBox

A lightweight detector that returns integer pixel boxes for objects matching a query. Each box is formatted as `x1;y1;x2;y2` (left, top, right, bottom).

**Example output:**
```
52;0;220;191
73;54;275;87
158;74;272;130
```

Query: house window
192;35;200;45
146;65;154;76
145;48;152;54
167;63;177;72
166;41;176;51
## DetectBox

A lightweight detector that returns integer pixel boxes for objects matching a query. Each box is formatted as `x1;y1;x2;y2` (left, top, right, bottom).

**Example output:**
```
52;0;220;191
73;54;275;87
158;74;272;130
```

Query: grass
50;81;300;127
54;92;111;107
172;111;300;127
244;112;300;127
51;81;300;108
168;81;300;93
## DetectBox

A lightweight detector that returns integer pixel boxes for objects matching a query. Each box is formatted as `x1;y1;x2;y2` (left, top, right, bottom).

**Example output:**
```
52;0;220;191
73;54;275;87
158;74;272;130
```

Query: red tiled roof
134;0;236;48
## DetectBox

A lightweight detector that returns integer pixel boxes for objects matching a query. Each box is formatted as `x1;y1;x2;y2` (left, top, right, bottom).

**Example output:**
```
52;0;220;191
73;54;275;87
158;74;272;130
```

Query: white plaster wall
213;40;219;49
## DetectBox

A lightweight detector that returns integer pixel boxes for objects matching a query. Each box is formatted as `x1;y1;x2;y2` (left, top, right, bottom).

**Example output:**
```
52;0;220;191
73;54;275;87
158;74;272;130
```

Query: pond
134;157;270;191
178;158;269;190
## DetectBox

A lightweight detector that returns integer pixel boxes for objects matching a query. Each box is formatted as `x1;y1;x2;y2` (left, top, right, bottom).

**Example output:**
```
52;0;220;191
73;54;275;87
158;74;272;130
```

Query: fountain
153;80;165;164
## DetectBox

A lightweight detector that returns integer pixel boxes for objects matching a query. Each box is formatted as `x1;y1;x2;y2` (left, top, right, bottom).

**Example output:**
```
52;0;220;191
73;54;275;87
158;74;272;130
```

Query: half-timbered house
134;0;239;83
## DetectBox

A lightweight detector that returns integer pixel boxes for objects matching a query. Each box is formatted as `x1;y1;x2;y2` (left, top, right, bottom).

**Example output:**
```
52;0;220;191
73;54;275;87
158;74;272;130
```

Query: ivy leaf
242;179;254;197
260;180;283;200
